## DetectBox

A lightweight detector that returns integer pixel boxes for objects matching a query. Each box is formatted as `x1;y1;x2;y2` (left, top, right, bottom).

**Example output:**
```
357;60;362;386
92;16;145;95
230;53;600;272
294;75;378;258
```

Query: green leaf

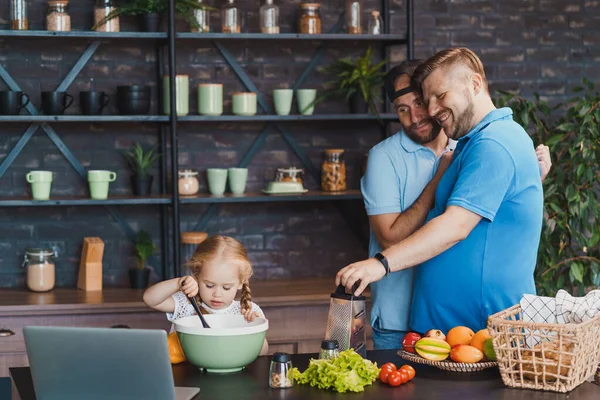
545;133;564;146
570;263;585;283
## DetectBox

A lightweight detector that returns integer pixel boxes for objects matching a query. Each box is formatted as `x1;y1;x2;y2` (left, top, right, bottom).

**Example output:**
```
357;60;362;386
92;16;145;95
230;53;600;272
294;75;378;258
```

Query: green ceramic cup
232;92;257;116
296;89;317;115
198;84;223;116
26;170;53;200
163;75;190;116
273;89;293;116
206;168;228;196
88;170;117;200
228;168;248;195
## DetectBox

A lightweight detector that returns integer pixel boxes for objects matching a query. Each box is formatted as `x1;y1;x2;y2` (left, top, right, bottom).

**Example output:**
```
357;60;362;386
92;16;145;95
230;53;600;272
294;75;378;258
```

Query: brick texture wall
0;0;597;288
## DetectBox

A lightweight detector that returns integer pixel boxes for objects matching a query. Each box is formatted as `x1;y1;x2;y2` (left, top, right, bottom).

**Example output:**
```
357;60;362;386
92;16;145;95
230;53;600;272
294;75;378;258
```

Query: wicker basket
397;349;497;372
595;365;600;386
488;304;600;393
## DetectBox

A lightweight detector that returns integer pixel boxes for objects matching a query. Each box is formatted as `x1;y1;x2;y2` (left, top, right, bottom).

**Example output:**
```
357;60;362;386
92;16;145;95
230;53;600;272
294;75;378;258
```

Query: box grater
324;283;366;358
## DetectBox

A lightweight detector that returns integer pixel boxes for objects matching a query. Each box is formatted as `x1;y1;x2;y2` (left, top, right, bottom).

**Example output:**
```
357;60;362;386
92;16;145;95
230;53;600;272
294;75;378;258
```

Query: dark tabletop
10;350;600;400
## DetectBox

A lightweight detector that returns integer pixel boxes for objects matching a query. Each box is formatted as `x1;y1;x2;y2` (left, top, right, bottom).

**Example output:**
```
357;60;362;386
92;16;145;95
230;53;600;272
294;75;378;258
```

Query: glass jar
10;0;28;30
260;0;279;34
298;3;321;34
321;149;347;191
22;248;57;292
94;0;120;32
221;0;241;34
178;169;200;196
368;10;383;35
275;167;304;184
345;0;363;34
192;0;210;33
319;340;340;360
46;1;71;32
180;232;208;268
269;352;293;388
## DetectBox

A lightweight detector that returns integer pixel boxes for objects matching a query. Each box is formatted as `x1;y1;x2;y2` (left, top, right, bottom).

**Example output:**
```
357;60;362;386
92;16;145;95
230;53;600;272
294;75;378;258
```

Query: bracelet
374;253;390;277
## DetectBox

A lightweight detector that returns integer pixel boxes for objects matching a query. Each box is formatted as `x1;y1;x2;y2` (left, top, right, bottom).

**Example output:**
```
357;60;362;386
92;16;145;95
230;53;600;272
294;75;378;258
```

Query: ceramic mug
88;170;117;200
232;92;257;116
26;170;53;200
273;89;293;116
206;168;228;196
163;75;190;116
296;89;317;115
198;84;223;116
228;168;248;195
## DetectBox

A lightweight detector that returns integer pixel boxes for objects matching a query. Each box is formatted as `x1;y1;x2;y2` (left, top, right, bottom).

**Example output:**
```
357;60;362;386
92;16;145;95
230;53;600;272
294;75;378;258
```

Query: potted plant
92;0;215;32
129;230;156;289
123;142;160;196
312;47;387;116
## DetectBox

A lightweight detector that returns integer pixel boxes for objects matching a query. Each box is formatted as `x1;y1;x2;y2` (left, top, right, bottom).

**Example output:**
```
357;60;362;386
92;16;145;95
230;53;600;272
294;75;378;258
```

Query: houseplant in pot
129;230;156;289
123;142;160;196
312;47;386;116
92;0;216;32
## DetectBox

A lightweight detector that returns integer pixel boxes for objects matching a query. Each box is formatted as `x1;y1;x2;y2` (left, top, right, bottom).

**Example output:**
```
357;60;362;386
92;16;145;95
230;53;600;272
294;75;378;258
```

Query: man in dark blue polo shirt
336;47;543;333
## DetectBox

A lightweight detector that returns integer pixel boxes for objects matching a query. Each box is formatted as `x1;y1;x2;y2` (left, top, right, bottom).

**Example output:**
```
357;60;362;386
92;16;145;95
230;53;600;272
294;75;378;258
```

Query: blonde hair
186;235;254;313
412;47;488;93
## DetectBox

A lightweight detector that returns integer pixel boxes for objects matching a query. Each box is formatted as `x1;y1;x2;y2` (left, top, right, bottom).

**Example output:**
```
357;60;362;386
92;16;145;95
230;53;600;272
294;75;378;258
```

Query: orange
446;326;475;348
450;345;484;363
470;329;491;353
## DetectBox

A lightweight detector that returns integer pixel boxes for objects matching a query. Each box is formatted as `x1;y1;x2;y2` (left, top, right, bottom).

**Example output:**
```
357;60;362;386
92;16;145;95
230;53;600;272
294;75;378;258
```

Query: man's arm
370;151;454;249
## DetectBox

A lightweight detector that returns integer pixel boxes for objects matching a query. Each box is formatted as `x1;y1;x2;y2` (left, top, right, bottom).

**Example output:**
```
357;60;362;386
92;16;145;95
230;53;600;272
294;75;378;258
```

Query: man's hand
335;258;386;296
536;144;551;182
179;276;199;298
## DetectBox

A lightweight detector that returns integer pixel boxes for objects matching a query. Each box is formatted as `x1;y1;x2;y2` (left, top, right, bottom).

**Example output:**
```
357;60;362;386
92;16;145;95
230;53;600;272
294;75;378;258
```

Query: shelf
0;195;172;207
177;33;407;43
0;115;169;122
0;30;167;39
180;190;362;204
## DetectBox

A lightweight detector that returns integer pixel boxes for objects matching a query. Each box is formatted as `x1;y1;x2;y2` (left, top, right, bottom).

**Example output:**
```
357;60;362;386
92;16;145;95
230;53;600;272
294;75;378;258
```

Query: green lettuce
290;349;380;393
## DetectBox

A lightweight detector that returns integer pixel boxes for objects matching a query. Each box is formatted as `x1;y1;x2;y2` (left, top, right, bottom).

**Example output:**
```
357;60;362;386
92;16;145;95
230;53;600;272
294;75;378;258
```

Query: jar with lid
22;248;57;292
260;0;279;34
298;3;321;34
221;0;241;34
345;0;363;34
180;232;208;268
321;149;347;191
46;1;71;32
275;167;304;183
319;340;340;360
269;352;293;388
10;0;28;30
94;0;120;32
367;10;383;35
192;0;210;33
178;169;200;196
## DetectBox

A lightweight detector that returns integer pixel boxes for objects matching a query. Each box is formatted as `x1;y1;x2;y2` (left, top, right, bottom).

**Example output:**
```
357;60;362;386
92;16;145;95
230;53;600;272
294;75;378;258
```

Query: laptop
23;326;200;400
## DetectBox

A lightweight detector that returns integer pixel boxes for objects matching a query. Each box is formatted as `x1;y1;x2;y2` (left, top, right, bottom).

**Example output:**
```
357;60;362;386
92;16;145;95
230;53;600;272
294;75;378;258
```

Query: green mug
206;168;228;196
228;168;248;195
232;92;257;116
88;170;117;200
273;89;293;116
296;89;317;115
26;170;53;200
163;75;190;116
198;84;223;116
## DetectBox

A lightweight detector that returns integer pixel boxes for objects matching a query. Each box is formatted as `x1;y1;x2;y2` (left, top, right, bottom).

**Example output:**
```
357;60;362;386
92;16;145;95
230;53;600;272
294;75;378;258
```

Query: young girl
143;235;268;355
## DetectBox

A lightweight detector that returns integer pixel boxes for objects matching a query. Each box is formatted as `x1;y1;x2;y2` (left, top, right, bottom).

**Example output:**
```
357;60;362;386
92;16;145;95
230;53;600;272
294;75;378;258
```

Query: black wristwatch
374;252;390;277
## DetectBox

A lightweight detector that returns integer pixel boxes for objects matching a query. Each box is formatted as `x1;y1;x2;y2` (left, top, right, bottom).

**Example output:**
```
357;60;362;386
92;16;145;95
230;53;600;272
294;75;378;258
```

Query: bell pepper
167;331;186;364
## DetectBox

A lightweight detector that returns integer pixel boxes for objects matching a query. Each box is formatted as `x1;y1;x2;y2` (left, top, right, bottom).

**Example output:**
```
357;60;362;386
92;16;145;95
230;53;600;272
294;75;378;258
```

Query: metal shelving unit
179;190;362;204
0;195;172;207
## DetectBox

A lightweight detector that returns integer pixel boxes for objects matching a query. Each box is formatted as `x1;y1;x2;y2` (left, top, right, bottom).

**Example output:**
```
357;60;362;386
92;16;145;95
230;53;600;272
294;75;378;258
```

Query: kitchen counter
10;350;600;399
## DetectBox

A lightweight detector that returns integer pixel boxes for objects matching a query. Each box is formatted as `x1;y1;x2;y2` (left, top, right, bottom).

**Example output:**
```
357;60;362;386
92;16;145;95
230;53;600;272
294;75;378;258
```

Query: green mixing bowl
174;314;268;373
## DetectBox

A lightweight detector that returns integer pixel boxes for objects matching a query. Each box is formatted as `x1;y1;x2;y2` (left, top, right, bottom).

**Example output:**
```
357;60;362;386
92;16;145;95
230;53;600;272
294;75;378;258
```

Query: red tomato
400;365;416;381
387;370;403;387
381;362;397;372
402;332;422;354
398;369;410;384
379;368;392;383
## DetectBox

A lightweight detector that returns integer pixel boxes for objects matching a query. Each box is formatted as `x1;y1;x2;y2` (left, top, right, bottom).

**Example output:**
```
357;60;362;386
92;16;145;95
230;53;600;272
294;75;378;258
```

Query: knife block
77;237;104;291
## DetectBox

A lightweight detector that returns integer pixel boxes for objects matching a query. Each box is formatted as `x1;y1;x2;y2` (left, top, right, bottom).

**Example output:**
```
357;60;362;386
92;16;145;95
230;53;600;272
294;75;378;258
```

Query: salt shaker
269;352;293;388
319;339;340;360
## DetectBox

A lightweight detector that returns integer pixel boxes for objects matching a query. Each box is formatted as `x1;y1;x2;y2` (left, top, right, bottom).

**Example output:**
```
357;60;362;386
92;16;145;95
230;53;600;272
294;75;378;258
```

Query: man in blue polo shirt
343;48;544;333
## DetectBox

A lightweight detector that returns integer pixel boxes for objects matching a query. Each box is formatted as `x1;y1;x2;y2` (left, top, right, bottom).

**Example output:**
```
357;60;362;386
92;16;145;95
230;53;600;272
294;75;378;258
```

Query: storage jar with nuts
321;149;346;192
46;0;71;32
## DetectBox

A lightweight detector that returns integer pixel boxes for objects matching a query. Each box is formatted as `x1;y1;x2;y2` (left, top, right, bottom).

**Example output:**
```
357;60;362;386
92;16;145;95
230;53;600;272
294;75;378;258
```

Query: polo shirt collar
399;130;456;153
459;107;513;143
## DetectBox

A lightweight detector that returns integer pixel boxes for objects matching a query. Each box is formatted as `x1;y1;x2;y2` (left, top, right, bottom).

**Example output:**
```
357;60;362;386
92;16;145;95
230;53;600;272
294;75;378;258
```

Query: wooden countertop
0;278;370;316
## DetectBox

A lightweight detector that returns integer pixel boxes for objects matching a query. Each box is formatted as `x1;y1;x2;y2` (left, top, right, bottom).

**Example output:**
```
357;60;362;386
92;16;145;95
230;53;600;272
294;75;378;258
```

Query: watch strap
374;252;390;277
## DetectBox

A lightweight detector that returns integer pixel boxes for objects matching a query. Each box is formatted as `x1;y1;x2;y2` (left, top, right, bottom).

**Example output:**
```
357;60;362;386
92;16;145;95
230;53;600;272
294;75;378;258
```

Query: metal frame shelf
176;33;407;43
0;196;172;207
179;190;362;204
0;116;169;122
0;31;166;39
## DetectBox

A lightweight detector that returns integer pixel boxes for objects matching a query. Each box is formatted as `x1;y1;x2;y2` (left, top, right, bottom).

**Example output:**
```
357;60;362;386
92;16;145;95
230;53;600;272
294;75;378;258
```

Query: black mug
79;91;109;115
41;91;73;115
0;91;30;115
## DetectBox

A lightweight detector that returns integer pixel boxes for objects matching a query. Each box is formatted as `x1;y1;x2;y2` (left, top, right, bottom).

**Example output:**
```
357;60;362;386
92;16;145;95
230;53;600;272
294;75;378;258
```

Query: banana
415;337;451;361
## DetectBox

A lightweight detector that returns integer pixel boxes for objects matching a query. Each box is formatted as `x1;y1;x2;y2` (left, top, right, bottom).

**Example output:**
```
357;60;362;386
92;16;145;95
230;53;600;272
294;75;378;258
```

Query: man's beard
405;120;443;145
447;90;475;140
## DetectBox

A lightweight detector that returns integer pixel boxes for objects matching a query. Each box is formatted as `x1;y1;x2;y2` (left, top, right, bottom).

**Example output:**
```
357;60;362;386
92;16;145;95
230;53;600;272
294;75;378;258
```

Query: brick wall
0;0;597;288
